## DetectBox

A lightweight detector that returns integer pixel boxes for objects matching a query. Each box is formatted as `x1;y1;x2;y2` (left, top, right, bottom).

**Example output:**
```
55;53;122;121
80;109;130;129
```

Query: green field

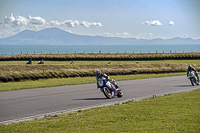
1;88;199;132
0;60;200;80
0;59;200;91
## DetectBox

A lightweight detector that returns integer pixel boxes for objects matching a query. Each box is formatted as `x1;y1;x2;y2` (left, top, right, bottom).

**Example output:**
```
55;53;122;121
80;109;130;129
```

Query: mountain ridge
0;27;199;45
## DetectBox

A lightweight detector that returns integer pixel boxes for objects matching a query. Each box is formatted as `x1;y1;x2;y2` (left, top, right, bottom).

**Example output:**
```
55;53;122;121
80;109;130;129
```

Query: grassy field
0;60;200;83
0;59;200;91
1;88;199;132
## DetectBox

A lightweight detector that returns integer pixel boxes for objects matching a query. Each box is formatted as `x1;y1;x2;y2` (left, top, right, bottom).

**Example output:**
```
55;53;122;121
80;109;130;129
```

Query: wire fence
0;49;198;56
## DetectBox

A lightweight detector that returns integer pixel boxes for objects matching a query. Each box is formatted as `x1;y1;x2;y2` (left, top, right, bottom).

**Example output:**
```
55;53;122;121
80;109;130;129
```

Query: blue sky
0;0;200;39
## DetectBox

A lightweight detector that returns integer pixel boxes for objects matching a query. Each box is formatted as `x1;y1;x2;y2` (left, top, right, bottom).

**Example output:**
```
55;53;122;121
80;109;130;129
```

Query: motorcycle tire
102;87;112;99
117;90;123;98
190;78;195;86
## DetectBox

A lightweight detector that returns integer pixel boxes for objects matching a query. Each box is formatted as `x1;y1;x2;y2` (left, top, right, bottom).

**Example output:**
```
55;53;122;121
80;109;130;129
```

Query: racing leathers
187;67;199;81
96;73;117;97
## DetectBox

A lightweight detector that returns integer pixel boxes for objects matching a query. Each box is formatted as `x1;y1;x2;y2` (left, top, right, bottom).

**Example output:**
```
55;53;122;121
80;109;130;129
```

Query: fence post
21;51;22;55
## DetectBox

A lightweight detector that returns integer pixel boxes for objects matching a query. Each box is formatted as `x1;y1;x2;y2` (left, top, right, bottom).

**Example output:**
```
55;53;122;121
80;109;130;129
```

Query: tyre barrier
0;55;199;61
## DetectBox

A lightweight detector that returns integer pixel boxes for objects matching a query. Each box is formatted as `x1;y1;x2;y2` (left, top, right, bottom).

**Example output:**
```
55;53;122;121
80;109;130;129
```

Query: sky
0;0;200;39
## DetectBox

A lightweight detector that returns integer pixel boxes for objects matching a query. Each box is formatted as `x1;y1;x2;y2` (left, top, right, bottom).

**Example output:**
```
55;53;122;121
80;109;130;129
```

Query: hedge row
0;70;185;83
0;53;200;61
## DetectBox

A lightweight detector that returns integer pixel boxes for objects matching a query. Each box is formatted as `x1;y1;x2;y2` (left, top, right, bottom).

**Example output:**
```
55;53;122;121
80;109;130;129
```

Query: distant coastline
0;44;199;55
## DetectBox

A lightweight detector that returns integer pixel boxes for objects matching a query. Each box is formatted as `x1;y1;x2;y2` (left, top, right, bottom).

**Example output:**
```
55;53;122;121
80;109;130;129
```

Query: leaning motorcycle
99;79;123;99
188;71;199;86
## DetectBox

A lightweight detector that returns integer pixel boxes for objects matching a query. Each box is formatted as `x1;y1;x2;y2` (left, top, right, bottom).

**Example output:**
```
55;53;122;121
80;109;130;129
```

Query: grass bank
1;88;199;132
0;60;199;83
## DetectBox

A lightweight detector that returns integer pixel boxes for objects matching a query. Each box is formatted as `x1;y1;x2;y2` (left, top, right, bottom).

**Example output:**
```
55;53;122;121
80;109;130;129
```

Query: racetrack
0;76;199;123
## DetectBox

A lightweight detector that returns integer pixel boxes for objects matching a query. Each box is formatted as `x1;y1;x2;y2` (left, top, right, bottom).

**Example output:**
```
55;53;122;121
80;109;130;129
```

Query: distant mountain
0;27;200;45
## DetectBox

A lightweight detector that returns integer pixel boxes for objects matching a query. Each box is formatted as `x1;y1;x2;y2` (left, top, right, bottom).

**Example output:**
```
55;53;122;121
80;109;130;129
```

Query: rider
96;69;117;97
38;59;44;64
187;65;199;81
27;58;32;64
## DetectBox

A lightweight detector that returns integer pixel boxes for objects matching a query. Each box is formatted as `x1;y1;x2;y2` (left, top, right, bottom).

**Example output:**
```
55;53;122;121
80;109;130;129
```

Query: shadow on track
175;85;193;87
73;98;107;100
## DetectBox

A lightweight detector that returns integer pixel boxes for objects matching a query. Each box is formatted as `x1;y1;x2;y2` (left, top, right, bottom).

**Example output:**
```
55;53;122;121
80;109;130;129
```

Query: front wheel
102;87;112;99
116;88;123;98
190;78;195;86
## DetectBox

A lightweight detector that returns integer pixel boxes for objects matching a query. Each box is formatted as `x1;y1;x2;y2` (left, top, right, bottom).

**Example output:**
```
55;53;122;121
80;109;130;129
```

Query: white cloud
169;21;174;25
50;20;103;28
27;15;46;25
81;21;103;27
13;16;28;26
4;13;15;23
116;32;131;38
122;32;131;38
4;13;46;26
50;20;62;26
63;20;79;27
142;20;163;26
97;32;114;37
1;13;103;38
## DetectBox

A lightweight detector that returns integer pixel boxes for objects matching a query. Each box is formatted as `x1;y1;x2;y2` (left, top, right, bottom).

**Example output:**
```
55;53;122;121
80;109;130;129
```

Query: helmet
96;69;101;76
188;65;192;69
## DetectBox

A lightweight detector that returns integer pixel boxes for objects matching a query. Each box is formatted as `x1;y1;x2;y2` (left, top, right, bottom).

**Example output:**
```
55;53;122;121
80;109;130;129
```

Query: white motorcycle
98;79;123;99
188;71;199;86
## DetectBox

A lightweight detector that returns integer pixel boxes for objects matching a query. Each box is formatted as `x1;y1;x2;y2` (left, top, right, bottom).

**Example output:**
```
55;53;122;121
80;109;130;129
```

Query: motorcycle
188;71;199;86
99;79;123;99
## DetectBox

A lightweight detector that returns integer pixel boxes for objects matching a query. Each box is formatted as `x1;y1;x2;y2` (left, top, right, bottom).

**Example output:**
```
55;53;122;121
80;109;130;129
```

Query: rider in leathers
96;69;118;97
187;65;199;81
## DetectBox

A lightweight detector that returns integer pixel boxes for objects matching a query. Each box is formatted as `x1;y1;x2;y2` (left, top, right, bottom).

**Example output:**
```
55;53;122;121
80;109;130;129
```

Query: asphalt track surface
0;75;199;123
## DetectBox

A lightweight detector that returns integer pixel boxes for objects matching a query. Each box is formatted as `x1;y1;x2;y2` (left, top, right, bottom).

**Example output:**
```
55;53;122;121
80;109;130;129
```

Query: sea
0;44;200;55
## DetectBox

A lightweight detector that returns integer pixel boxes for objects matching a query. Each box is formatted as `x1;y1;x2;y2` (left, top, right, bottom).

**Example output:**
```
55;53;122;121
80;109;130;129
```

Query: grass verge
0;72;185;92
1;88;199;132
